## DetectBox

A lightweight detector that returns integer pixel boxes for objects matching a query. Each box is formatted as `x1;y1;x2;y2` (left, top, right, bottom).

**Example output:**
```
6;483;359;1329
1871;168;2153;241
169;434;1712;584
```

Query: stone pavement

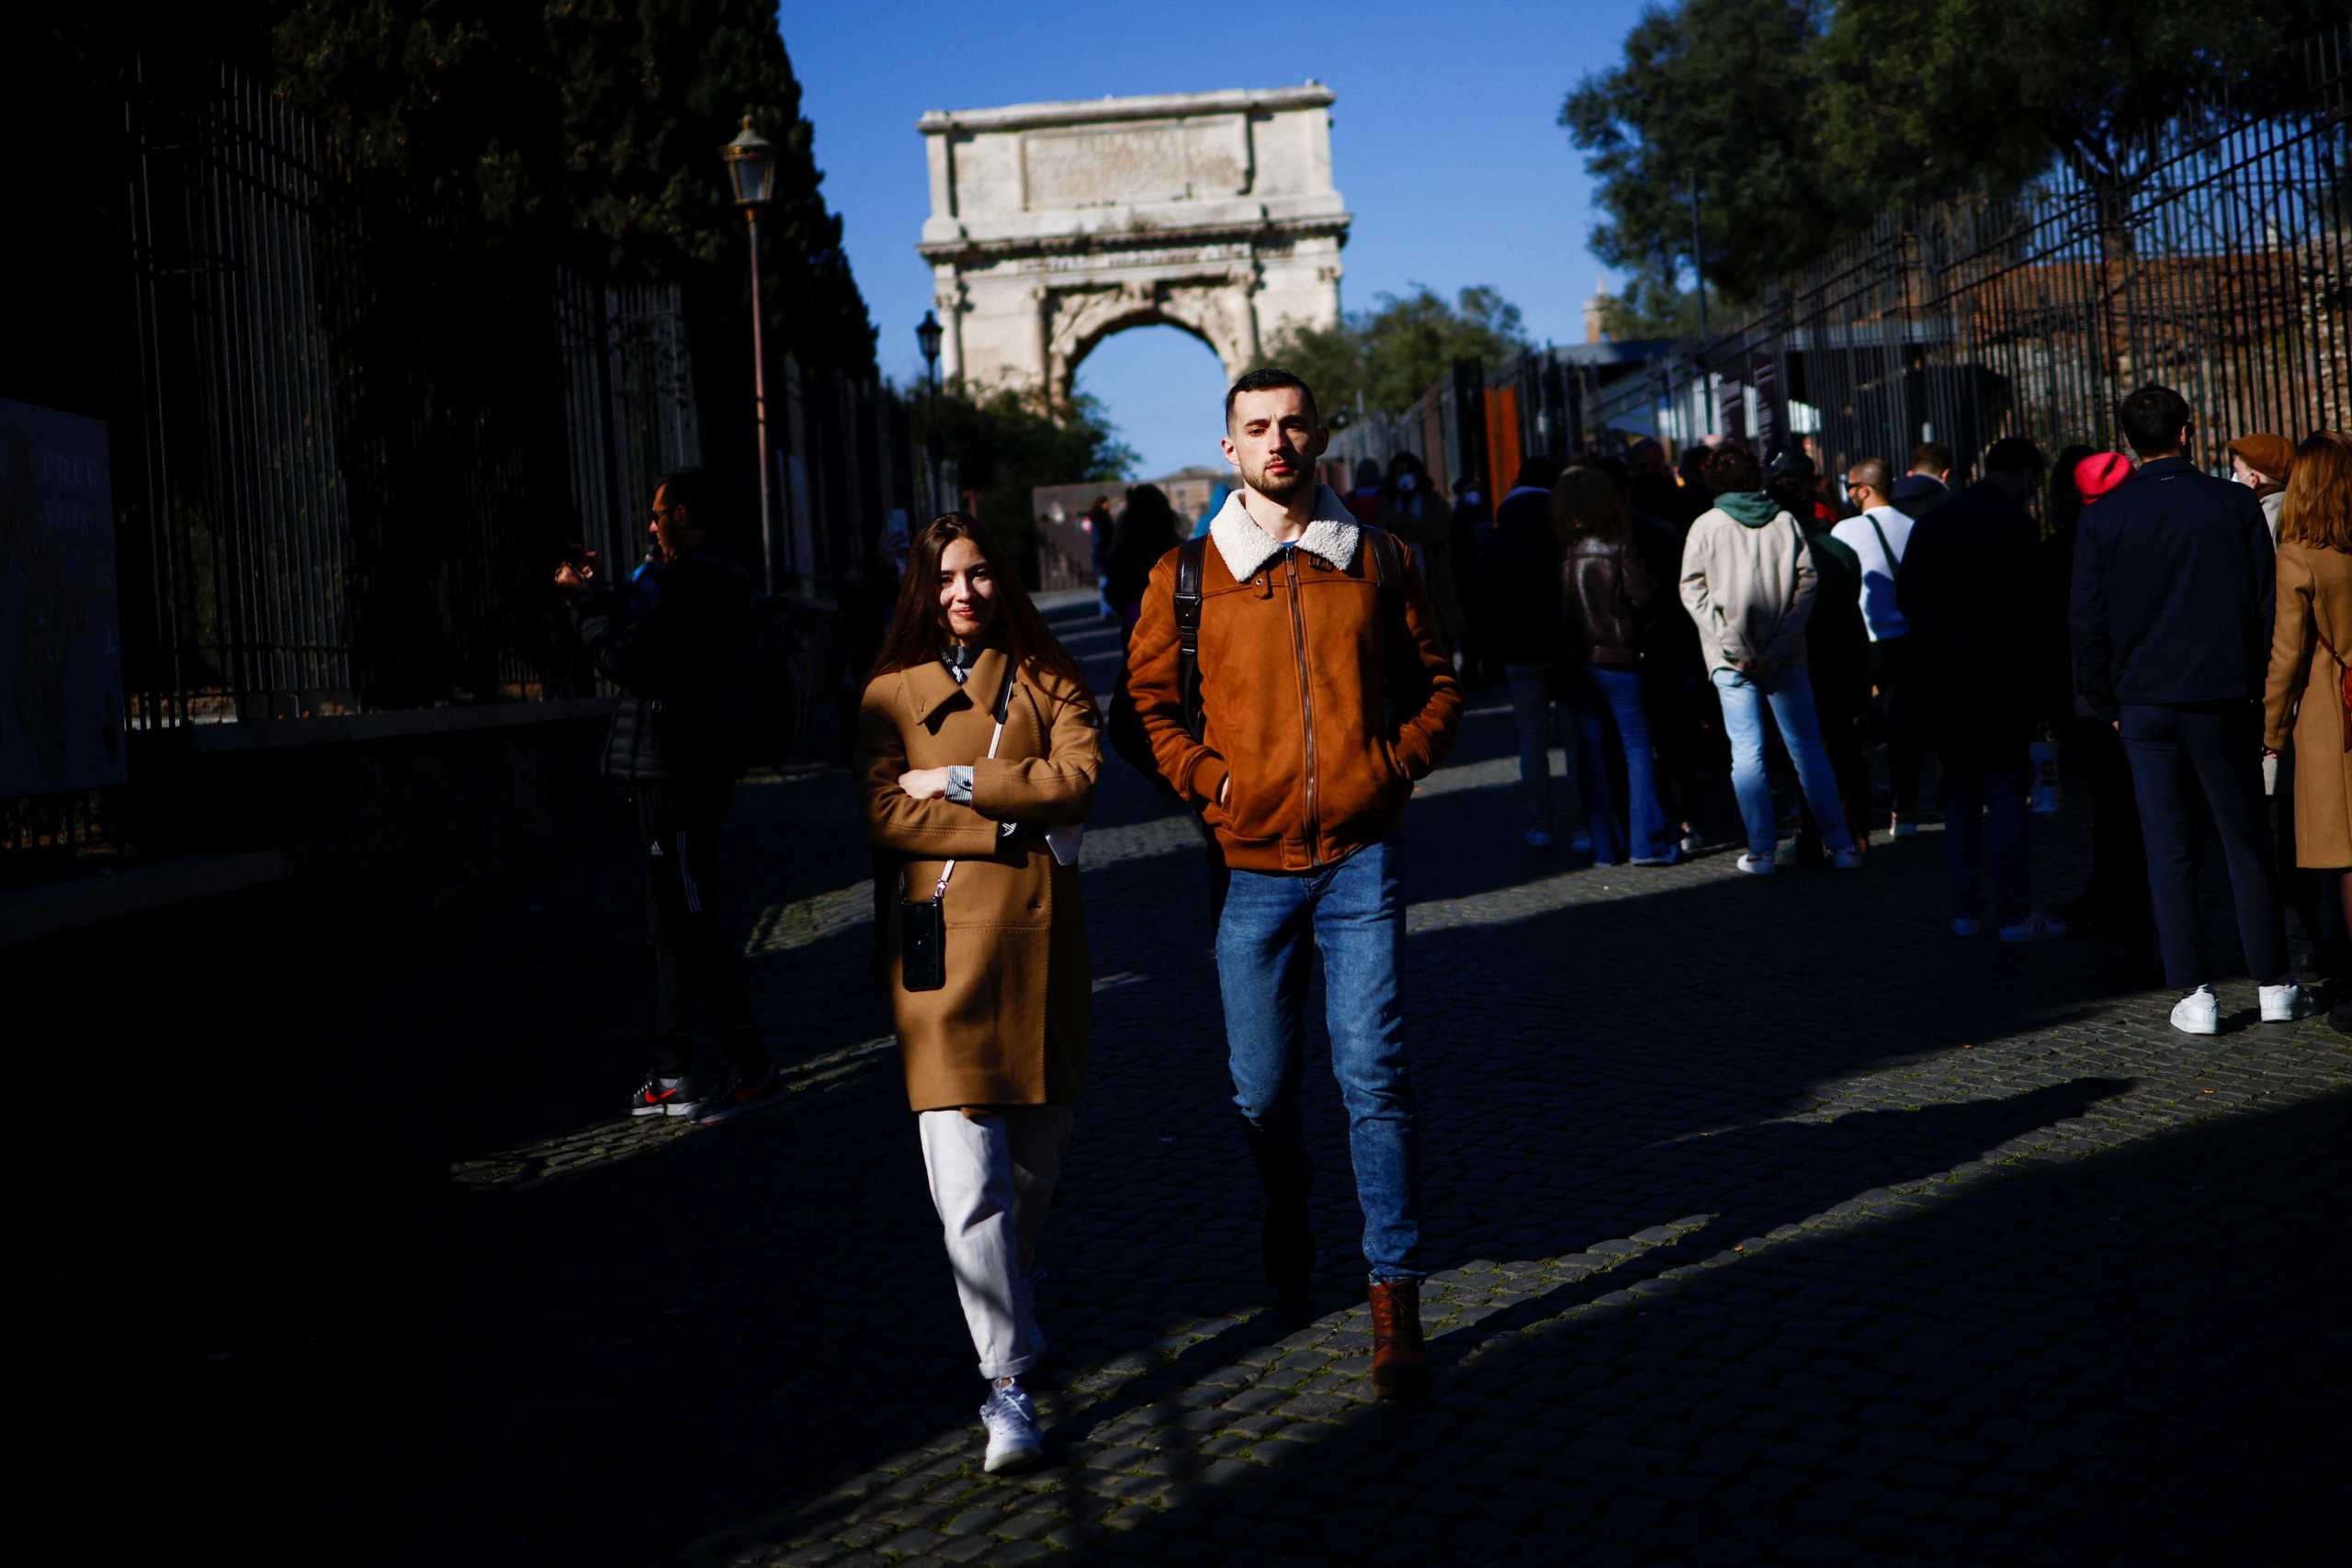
326;603;2343;1567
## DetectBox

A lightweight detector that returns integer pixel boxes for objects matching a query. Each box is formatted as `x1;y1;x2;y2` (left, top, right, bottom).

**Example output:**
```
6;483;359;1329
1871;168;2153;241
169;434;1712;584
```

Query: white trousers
916;1105;1075;1381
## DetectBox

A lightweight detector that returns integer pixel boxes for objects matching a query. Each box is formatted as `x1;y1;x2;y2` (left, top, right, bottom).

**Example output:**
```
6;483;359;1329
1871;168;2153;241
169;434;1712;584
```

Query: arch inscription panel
917;85;1350;404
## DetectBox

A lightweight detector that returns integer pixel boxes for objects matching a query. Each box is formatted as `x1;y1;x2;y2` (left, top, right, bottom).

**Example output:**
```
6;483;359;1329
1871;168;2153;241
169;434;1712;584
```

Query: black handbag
897;671;1011;993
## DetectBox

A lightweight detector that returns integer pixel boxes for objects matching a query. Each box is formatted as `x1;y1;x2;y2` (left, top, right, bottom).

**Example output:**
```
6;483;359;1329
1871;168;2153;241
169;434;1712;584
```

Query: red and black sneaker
693;1066;785;1126
628;1075;702;1119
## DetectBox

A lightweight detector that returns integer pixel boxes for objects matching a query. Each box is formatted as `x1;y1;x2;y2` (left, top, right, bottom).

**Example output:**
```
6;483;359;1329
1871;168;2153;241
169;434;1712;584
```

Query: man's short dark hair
1225;367;1320;430
1513;455;1565;492
1701;446;1762;494
656;467;725;530
2118;384;2192;457
1982;436;2046;475
1909;442;1954;476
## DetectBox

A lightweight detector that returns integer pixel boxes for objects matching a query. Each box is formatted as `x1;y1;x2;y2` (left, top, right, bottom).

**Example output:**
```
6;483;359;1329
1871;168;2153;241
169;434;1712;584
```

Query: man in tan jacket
1124;368;1462;1397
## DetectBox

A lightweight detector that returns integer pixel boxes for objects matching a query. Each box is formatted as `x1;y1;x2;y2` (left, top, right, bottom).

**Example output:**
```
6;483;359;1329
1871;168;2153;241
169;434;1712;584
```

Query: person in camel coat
856;512;1100;1476
2263;432;2352;940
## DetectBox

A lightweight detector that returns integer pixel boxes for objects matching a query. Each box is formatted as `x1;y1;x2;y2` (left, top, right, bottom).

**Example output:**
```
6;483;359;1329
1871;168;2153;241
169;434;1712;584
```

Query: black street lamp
722;115;778;590
916;310;944;513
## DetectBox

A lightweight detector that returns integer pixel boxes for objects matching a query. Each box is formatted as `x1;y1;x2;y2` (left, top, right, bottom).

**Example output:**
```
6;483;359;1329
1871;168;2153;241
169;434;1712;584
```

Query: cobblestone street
332;603;2346;1567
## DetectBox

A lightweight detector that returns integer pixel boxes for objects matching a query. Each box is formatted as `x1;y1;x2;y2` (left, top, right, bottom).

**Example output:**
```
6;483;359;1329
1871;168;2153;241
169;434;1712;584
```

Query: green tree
271;0;874;372
1814;0;2337;201
922;388;1136;583
1265;285;1529;425
1565;0;2339;301
1561;0;1837;308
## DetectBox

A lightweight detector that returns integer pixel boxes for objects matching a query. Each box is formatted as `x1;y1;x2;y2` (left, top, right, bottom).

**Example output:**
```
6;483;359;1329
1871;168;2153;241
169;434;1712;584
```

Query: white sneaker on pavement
1951;918;1984;938
1999;913;2067;943
980;1380;1044;1474
2171;985;2219;1036
1735;852;1775;876
2259;981;2308;1021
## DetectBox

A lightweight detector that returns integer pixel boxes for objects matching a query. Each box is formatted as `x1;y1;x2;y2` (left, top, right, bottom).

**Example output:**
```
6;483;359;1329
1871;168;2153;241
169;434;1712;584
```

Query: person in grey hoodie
1679;446;1863;874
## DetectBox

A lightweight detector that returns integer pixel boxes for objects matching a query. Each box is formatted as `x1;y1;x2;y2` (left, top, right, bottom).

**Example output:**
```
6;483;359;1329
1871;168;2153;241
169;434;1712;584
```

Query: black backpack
1107;528;1414;794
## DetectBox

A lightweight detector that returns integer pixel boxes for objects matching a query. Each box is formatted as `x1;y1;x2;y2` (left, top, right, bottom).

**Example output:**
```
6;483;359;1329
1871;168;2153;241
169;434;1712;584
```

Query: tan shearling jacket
1125;484;1463;873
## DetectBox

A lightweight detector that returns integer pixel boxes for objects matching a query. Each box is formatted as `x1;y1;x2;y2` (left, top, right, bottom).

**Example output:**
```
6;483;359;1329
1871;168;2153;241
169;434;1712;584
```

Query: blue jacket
2069;457;2274;719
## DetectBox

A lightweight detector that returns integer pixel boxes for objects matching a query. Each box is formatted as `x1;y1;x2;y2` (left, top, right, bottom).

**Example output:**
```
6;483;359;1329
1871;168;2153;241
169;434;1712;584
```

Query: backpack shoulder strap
1866;513;1904;580
1175;536;1209;740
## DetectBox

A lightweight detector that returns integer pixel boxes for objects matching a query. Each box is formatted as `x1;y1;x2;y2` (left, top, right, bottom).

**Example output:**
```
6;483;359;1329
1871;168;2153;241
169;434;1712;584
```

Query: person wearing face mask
856;513;1102;1475
1384;451;1465;666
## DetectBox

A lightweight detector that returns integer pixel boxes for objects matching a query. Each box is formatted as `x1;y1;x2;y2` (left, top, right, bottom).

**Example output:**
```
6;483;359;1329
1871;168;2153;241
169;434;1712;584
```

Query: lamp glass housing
722;118;776;208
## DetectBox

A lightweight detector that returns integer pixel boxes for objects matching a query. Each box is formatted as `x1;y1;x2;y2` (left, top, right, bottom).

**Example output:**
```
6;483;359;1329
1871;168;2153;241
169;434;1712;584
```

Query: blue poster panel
0;400;125;796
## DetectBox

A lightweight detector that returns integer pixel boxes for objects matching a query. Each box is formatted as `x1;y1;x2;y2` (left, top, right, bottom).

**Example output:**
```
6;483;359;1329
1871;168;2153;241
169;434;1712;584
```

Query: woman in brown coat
856;513;1099;1476
2262;431;2352;941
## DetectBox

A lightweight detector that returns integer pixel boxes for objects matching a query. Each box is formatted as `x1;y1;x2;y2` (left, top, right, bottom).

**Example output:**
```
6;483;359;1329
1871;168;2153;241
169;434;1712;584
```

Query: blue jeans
1216;838;1421;1281
1711;667;1856;858
1503;663;1560;832
1943;759;2030;923
1572;665;1677;863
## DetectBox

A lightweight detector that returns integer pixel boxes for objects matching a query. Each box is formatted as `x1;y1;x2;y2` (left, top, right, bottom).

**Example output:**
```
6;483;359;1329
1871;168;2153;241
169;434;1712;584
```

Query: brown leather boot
1368;1279;1429;1398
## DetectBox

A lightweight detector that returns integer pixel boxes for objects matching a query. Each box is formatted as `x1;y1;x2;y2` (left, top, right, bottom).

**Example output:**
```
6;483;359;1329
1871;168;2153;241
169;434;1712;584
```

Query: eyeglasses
649;505;674;523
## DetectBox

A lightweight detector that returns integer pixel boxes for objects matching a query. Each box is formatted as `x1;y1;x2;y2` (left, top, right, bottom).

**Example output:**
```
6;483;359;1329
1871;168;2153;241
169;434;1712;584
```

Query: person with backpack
1833;457;1926;836
555;468;781;1126
1123;368;1462;1398
856;512;1102;1475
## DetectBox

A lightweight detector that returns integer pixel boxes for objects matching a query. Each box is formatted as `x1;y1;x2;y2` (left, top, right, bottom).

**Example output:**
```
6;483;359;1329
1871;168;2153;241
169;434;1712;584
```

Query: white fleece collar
1208;483;1362;581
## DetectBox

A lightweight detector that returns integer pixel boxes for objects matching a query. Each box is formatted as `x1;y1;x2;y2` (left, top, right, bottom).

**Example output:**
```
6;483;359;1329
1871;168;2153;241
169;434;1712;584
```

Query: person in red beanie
2074;451;2135;506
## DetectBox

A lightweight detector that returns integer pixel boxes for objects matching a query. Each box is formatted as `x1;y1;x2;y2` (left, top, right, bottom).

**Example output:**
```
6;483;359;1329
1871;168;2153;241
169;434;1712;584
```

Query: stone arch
1045;284;1254;407
916;85;1349;402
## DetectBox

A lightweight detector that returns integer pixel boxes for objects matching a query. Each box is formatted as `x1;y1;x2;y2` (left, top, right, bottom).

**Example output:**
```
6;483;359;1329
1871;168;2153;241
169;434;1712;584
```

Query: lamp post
915;309;944;514
721;115;778;591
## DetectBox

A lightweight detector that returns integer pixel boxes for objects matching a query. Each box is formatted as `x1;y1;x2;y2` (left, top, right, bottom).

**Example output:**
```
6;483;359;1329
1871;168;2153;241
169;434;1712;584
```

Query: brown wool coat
2263;540;2352;869
858;649;1099;1111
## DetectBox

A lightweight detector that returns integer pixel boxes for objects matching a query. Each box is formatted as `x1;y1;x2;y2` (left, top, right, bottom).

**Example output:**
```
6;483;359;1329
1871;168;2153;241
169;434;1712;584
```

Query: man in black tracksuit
560;468;776;1122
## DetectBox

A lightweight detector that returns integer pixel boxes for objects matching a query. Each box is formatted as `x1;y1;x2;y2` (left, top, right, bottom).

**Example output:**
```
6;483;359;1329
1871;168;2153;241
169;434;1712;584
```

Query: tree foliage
922;388;1136;575
269;0;874;372
1565;0;2336;303
1262;285;1530;425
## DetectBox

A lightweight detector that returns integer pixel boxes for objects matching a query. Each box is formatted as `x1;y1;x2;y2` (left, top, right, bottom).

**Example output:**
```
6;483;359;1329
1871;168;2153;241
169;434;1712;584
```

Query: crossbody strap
1865;513;1904;581
924;671;1013;902
1174;536;1208;740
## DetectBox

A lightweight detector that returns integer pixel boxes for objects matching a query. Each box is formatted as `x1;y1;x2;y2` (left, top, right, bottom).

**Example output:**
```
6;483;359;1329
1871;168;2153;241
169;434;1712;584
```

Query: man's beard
1249;460;1312;501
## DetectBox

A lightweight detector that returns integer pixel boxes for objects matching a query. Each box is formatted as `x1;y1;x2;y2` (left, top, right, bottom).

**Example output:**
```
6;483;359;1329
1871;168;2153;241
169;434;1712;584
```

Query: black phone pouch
899;895;946;991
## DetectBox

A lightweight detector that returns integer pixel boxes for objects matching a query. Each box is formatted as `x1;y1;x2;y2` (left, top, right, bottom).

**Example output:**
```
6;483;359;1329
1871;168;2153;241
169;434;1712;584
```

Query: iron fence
118;57;706;729
1589;24;2350;480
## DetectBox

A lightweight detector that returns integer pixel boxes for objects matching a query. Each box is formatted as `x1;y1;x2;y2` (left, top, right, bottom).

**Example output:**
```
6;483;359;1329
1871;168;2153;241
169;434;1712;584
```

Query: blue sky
786;0;1656;479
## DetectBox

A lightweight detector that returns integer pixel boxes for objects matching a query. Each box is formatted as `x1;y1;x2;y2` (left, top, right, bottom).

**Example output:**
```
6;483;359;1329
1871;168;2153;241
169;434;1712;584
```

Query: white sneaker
2259;981;2308;1022
1522;828;1555;849
1735;852;1775;876
980;1381;1044;1474
1679;829;1704;855
1999;913;2067;943
2171;985;2219;1036
1829;847;1864;872
1951;918;1984;937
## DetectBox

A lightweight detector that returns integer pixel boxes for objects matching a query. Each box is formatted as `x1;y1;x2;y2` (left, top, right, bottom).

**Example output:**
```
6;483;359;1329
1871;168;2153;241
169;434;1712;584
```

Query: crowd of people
557;367;2349;1479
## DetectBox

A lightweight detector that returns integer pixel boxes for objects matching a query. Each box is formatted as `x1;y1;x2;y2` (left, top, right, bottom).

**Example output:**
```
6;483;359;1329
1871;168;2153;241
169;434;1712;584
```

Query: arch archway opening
1069;321;1236;486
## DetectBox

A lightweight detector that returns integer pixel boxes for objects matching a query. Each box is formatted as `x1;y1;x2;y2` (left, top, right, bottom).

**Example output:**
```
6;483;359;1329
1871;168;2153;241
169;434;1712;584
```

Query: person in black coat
1483;455;1572;847
2071;385;2300;1033
558;467;775;1122
1901;437;2063;940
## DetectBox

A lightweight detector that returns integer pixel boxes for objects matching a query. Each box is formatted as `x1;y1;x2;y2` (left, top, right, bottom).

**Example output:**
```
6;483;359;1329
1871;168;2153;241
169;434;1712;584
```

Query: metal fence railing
1586;24;2350;478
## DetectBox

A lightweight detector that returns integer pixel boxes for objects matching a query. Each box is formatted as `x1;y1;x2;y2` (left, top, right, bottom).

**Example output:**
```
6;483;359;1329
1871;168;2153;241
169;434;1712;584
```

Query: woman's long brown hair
867;513;1096;707
2278;431;2352;554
